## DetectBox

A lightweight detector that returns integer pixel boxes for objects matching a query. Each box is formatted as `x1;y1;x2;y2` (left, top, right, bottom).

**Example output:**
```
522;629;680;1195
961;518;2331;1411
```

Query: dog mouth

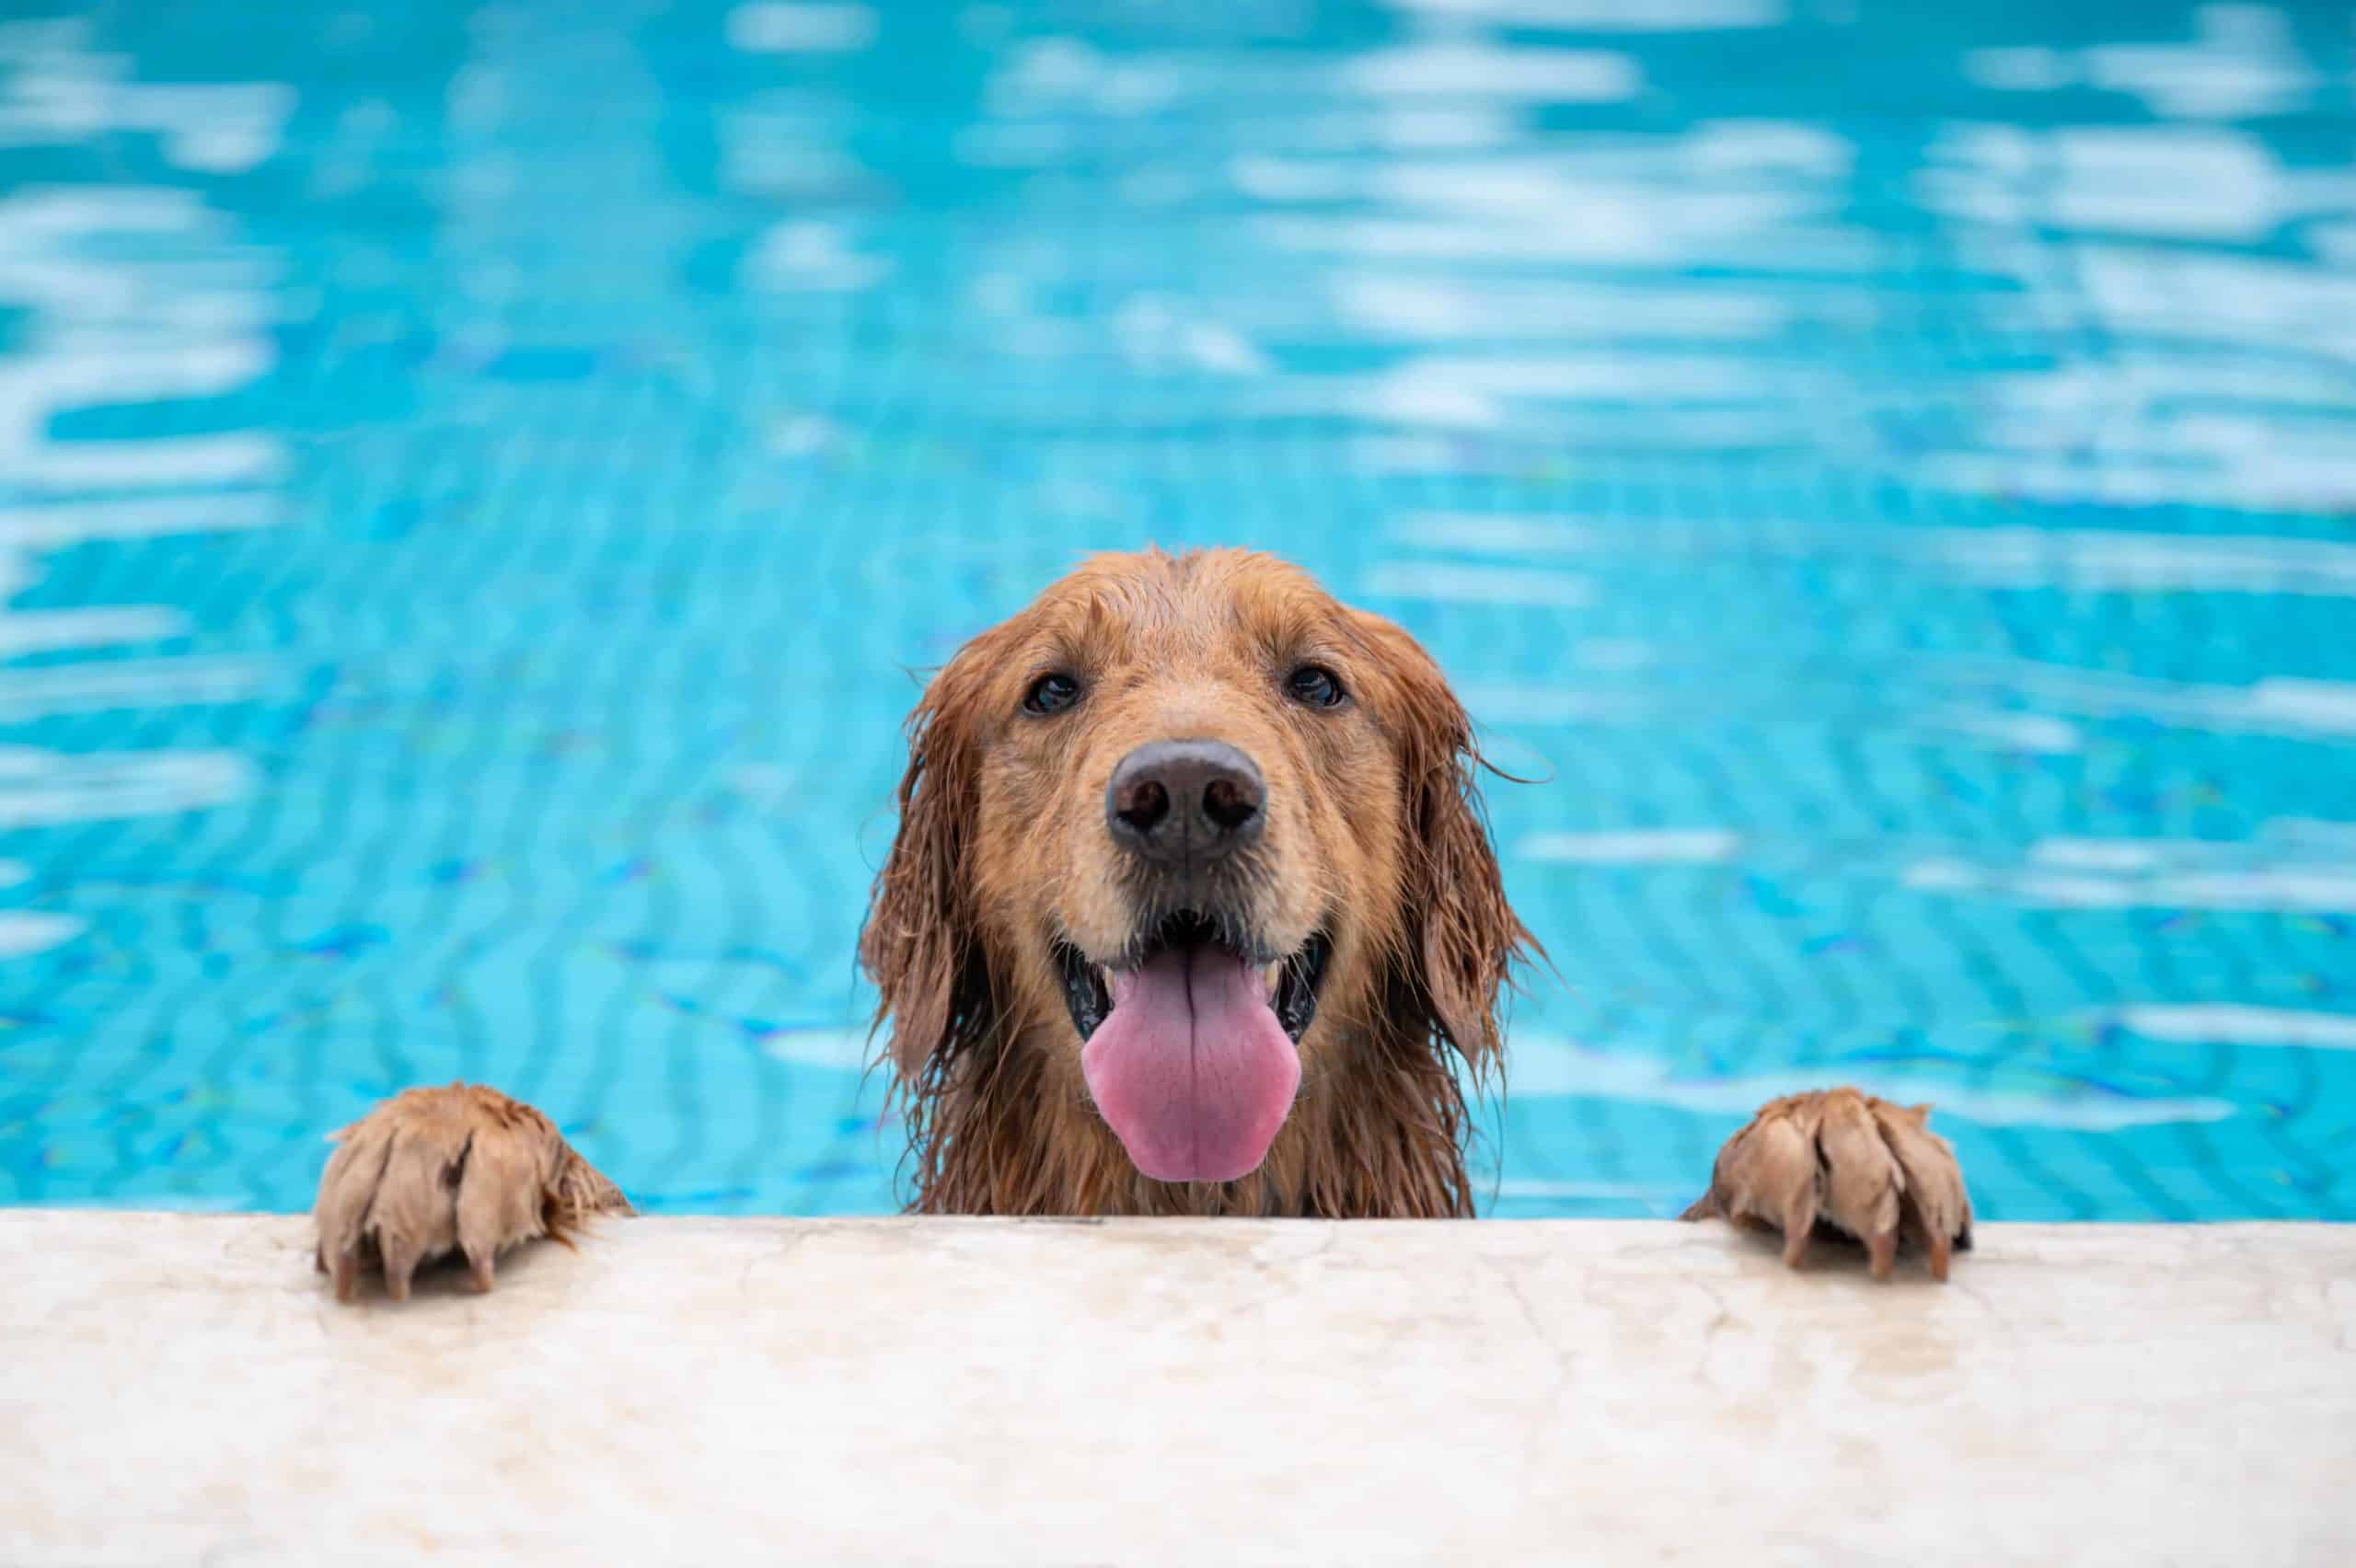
1055;912;1330;1184
1056;912;1332;1046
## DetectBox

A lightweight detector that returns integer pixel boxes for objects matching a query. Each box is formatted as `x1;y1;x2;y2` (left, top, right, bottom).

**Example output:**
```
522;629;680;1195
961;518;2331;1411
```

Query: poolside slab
3;1212;2350;1565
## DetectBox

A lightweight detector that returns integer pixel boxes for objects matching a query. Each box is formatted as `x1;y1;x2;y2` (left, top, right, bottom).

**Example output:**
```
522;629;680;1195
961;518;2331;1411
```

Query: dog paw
312;1083;630;1302
1681;1088;1973;1280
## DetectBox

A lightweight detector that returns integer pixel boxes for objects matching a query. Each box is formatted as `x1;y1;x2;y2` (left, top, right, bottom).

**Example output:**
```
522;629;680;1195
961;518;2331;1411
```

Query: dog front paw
312;1083;629;1302
1682;1089;1972;1280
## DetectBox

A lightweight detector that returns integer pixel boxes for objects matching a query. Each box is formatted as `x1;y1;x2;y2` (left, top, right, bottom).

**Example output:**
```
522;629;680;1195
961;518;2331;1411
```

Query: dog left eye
1285;665;1345;708
1023;673;1082;715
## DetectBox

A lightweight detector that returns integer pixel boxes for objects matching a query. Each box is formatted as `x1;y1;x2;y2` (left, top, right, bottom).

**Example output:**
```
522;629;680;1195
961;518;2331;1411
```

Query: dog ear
860;643;998;1082
1353;612;1538;1076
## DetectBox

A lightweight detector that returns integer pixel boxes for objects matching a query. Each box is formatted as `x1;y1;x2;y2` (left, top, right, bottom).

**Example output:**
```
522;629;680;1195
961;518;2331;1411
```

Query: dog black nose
1106;740;1265;866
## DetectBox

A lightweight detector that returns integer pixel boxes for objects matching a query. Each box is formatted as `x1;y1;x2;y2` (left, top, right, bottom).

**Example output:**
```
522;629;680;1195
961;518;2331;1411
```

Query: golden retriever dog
313;548;1971;1299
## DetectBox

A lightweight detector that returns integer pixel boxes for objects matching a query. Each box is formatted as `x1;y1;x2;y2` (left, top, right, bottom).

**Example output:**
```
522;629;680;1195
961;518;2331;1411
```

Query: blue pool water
2;1;2352;1221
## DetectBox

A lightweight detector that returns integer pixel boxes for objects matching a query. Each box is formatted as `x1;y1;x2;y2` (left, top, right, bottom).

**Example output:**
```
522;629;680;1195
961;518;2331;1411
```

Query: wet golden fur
859;548;1538;1217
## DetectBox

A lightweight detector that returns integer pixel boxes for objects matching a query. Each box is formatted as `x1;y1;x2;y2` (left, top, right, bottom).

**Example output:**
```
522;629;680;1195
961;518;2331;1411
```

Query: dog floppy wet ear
860;640;1001;1082
1352;611;1539;1077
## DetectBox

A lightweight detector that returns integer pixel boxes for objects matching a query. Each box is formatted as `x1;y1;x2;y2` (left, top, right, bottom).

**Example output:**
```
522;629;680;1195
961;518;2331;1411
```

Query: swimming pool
2;0;2351;1221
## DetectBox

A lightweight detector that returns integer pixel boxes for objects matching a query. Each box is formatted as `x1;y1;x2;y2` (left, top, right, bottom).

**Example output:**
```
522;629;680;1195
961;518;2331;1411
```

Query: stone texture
3;1212;2350;1565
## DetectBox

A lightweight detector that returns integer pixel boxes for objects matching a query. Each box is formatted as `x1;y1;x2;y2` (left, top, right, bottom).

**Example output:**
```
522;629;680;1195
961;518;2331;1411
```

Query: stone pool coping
4;1212;2350;1565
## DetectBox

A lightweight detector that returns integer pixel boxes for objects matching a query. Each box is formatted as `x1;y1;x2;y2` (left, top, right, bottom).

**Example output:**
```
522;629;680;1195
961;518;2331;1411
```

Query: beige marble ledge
3;1212;2350;1566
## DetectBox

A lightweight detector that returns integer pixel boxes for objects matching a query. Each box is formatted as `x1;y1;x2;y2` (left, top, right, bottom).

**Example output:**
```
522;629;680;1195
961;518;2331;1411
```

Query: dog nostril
1118;779;1171;835
1106;739;1265;860
1201;778;1257;832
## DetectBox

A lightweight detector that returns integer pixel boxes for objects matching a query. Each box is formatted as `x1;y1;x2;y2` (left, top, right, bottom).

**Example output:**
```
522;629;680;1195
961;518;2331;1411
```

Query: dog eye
1285;665;1345;709
1023;673;1082;715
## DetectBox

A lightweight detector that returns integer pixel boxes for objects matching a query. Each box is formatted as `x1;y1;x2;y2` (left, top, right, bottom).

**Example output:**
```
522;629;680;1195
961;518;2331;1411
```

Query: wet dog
315;549;1969;1297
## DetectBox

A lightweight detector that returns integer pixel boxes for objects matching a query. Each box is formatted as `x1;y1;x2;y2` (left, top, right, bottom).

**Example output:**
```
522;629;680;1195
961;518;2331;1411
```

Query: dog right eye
1023;673;1082;715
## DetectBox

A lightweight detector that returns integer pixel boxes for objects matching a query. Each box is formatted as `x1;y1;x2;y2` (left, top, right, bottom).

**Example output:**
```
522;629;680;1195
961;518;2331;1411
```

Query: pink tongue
1080;947;1301;1183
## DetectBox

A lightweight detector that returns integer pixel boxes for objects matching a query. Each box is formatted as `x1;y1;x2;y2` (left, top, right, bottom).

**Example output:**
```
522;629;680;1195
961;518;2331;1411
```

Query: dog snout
1105;739;1265;867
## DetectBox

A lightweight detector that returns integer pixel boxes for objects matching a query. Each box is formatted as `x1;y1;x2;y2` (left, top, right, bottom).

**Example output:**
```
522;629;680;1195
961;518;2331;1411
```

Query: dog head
862;548;1532;1193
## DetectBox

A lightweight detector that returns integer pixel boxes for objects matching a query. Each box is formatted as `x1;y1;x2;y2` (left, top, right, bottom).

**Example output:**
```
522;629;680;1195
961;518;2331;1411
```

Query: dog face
862;548;1530;1198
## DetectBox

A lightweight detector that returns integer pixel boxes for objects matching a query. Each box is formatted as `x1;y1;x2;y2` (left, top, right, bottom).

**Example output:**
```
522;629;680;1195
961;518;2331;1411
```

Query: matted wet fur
310;548;1975;1295
859;548;1535;1217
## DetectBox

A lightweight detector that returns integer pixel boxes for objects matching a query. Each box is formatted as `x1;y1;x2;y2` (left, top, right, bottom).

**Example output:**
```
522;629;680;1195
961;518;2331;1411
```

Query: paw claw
1867;1229;1897;1281
381;1236;421;1303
